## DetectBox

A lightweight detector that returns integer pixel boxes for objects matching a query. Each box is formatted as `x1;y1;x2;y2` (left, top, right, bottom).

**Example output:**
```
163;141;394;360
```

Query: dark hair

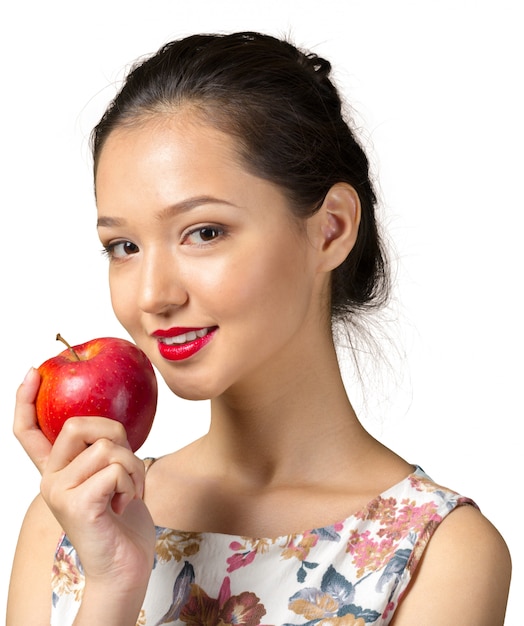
91;31;390;329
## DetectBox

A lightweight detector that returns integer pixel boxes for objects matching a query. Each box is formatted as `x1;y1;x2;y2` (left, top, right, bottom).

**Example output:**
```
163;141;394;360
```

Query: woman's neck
199;343;374;490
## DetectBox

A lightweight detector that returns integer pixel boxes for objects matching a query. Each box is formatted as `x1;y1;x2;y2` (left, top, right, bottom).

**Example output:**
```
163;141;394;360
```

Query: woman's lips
153;327;217;361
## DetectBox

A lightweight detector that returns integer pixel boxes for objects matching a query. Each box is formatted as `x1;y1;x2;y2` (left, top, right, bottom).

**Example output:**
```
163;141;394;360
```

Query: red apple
35;334;158;452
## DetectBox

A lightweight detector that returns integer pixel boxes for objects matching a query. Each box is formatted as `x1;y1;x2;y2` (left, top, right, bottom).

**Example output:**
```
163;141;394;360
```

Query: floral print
51;539;84;606
227;538;273;573
180;576;266;626
155;529;203;565
50;467;476;625
286;565;381;625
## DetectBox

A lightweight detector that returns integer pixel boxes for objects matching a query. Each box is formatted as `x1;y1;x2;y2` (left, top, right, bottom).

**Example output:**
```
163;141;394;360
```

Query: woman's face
95;114;330;400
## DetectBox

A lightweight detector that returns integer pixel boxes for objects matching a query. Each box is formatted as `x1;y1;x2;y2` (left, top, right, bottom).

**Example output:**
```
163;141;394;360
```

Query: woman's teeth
160;328;210;345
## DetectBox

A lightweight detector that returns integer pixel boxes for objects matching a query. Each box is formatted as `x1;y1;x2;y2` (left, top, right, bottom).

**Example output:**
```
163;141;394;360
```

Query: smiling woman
95;114;341;402
7;31;511;626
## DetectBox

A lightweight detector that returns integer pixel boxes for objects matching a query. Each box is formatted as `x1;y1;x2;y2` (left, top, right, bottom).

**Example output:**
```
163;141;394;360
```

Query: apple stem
56;333;81;361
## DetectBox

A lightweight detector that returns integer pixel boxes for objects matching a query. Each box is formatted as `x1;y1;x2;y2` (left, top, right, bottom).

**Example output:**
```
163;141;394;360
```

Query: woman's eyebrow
97;215;125;228
97;195;237;228
155;195;236;222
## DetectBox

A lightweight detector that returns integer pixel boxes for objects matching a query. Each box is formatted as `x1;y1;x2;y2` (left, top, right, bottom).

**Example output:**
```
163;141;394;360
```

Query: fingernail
23;367;35;384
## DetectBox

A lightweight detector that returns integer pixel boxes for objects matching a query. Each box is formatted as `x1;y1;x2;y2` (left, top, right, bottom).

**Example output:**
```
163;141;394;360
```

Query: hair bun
305;53;332;79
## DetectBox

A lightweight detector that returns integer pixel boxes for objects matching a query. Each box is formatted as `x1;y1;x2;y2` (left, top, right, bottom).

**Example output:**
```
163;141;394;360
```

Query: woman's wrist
72;578;149;626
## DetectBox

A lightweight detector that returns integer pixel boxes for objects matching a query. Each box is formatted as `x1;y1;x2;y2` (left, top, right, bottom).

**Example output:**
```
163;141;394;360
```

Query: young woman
8;32;511;625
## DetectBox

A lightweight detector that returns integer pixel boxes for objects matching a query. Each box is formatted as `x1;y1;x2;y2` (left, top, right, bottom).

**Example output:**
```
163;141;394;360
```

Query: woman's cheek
110;277;137;332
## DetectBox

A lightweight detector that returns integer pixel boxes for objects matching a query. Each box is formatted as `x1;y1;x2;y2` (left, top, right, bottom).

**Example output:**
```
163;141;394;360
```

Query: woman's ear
310;183;361;272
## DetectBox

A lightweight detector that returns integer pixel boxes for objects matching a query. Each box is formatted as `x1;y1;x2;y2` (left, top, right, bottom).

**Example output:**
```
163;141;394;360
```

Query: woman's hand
13;367;156;596
14;368;52;472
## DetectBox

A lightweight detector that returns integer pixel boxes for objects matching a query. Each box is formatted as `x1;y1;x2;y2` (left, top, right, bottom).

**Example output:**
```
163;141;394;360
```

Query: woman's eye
184;226;224;245
102;240;139;260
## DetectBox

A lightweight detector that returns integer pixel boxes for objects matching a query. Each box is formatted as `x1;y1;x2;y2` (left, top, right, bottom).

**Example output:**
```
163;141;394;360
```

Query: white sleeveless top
50;465;476;625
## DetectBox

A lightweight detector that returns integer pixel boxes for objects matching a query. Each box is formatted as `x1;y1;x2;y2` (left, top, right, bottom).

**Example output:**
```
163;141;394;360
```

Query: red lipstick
153;327;217;361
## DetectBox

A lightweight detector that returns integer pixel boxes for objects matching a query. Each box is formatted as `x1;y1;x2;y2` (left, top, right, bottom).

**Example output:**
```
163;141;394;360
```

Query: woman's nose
137;250;188;314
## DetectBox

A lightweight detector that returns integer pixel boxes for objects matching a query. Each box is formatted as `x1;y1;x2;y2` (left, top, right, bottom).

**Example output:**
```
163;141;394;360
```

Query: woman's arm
7;493;62;625
391;504;511;625
8;367;156;626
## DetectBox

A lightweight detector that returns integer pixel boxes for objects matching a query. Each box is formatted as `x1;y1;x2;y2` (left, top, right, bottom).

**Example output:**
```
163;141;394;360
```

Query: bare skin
7;116;511;625
8;374;511;625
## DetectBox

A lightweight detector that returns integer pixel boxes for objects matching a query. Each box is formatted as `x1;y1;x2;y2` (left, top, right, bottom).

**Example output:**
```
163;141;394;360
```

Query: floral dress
50;466;476;625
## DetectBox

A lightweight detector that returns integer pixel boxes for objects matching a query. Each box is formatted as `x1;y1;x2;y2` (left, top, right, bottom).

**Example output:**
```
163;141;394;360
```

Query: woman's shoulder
392;500;511;624
142;446;195;479
141;448;209;531
394;466;478;510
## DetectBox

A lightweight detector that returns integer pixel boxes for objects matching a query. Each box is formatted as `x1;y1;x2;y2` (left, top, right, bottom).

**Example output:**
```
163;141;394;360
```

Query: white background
1;1;522;622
